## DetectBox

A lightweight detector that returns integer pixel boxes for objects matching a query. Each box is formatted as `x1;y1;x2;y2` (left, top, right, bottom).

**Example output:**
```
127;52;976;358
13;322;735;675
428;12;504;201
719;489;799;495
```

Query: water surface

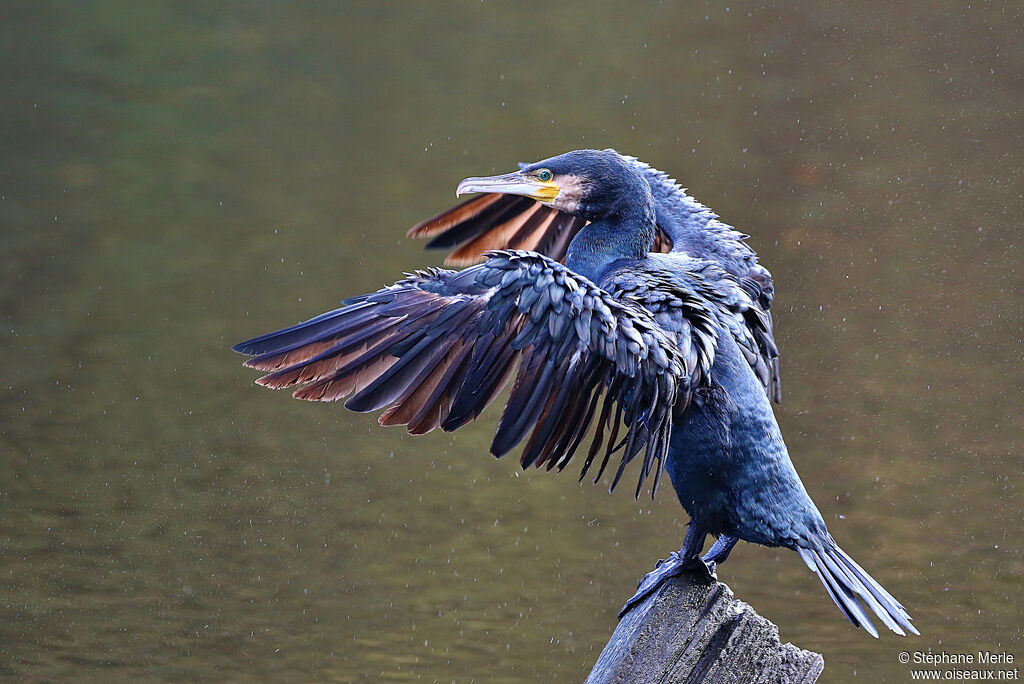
1;2;1021;681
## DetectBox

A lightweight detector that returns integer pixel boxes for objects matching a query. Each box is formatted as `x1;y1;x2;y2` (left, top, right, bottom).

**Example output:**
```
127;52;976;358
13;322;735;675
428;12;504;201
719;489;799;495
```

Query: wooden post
585;573;824;684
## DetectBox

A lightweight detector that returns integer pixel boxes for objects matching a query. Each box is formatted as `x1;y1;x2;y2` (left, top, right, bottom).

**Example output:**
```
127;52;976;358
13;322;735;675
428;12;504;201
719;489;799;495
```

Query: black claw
685;557;717;581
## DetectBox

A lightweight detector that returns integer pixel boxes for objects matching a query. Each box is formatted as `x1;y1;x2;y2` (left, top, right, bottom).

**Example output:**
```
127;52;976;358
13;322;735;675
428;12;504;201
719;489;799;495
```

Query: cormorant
233;149;917;637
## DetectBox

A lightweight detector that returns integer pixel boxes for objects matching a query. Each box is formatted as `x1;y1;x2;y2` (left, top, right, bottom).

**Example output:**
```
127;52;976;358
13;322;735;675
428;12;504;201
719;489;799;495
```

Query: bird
232;149;917;637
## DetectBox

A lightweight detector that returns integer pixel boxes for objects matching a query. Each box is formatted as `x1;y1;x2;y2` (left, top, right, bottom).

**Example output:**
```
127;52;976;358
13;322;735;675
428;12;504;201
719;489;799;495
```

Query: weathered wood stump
586;573;824;684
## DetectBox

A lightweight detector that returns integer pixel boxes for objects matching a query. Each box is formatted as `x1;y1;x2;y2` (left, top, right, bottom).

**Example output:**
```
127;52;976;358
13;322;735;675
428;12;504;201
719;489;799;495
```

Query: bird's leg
701;534;738;574
618;524;712;618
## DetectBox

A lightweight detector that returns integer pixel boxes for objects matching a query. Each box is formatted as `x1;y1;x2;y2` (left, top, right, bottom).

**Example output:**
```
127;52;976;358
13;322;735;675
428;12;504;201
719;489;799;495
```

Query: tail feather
832;546;920;636
799;548;879;638
798;545;918;637
817;548;902;635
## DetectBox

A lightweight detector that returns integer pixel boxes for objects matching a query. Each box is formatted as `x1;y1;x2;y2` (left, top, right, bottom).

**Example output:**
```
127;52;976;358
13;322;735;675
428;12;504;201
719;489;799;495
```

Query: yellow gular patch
532;181;561;202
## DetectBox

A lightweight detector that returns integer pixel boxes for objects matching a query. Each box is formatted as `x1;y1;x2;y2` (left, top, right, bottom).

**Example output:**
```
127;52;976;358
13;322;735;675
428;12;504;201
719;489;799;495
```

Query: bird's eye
537;169;553;182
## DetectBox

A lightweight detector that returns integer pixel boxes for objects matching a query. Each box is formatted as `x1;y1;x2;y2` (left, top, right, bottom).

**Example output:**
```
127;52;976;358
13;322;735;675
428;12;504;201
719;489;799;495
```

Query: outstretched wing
407;193;673;266
407;193;585;266
233;251;689;497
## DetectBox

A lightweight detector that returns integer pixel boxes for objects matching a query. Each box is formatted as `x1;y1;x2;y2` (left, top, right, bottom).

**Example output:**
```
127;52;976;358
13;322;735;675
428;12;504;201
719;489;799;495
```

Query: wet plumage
408;150;780;401
235;251;694;497
233;149;916;637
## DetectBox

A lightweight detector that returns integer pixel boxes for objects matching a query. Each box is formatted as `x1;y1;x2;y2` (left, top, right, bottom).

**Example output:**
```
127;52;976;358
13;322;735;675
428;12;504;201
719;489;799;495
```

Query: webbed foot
618;554;716;618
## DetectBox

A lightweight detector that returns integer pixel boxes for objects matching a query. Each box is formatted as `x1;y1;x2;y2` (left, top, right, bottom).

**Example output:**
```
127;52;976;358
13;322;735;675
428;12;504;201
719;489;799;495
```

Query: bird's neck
565;202;656;282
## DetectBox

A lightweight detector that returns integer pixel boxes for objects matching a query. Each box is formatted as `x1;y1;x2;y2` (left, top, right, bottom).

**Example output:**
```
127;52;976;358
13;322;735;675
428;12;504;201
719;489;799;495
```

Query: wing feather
407;152;780;401
233;251;693;497
406;193;504;239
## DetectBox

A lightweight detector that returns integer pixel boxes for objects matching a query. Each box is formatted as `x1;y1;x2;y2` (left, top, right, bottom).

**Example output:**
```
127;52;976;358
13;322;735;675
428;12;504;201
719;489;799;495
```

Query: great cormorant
233;149;917;637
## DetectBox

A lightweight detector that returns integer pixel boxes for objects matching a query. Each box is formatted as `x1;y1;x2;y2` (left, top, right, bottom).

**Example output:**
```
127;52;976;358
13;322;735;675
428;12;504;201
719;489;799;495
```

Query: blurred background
2;2;1021;681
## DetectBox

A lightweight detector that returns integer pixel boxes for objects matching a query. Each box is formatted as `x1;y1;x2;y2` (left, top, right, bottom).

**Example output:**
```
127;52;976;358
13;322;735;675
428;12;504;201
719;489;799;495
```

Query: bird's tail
797;544;919;638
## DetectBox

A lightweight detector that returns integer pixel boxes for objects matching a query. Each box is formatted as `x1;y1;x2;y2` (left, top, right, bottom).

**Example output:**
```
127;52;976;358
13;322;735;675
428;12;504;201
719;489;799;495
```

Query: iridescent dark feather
233;250;713;497
407;150;781;403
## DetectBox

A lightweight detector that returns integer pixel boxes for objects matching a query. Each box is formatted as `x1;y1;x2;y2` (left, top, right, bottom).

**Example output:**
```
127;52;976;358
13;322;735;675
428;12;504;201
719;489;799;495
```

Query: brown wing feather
245;337;345;373
506;209;560;254
406;193;503;239
445;204;552;266
379;339;465;427
652;228;674;253
234;253;688;497
410;195;674;266
255;335;390;390
292;352;401;402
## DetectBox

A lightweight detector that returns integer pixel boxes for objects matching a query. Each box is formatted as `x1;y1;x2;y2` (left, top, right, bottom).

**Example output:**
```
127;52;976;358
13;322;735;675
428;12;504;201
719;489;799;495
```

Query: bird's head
456;149;653;223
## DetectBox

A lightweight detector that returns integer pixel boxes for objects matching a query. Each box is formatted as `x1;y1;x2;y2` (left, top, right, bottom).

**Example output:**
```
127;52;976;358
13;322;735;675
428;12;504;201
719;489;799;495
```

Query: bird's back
666;325;828;550
618;155;775;308
597;254;825;550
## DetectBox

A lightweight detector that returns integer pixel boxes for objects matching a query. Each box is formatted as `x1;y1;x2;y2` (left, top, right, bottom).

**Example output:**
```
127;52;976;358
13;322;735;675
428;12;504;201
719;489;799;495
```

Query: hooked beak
456;171;560;204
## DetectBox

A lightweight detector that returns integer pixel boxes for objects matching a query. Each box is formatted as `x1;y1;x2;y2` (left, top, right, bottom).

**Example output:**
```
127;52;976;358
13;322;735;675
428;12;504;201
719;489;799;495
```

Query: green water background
2;2;1021;681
